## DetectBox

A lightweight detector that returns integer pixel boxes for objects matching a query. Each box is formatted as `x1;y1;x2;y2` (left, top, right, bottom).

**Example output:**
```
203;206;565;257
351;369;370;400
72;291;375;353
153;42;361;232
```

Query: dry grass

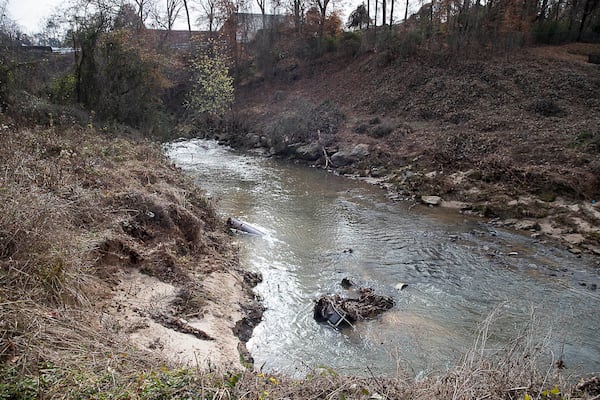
0;120;235;394
1;120;598;399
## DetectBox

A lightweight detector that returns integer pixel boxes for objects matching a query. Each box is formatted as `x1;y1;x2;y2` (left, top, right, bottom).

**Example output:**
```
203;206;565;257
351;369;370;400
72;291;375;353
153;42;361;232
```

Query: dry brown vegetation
229;43;600;254
2;29;600;396
0;110;598;399
0;116;258;397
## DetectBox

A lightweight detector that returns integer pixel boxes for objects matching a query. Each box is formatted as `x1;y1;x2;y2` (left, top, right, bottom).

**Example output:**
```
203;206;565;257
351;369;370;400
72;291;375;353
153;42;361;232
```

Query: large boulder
331;144;370;166
295;142;323;161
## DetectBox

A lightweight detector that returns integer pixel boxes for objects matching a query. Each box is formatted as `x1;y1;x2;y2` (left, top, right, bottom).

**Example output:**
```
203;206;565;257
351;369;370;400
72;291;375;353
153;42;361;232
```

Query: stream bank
166;139;600;378
202;43;600;257
0;123;263;376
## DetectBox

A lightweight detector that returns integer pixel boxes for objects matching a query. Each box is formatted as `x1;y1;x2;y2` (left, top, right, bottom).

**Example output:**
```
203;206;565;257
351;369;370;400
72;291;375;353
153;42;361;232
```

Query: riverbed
165;139;599;378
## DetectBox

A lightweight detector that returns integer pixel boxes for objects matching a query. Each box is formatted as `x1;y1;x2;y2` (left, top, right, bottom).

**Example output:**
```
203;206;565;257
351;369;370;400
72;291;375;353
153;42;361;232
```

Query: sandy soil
107;268;245;370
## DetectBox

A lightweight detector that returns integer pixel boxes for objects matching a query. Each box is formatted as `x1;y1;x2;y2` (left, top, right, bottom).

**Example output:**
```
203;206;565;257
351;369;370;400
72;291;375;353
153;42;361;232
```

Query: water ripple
167;139;600;378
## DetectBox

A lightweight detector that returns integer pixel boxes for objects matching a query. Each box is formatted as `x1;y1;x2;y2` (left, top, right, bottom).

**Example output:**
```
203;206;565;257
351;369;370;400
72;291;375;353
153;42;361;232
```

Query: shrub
73;26;172;137
354;122;369;134
263;99;345;154
369;123;394;138
528;99;564;117
571;130;600;153
0;59;13;111
339;31;362;57
322;35;338;53
51;73;76;105
96;31;170;131
395;30;422;59
531;20;571;45
296;37;320;60
185;40;234;119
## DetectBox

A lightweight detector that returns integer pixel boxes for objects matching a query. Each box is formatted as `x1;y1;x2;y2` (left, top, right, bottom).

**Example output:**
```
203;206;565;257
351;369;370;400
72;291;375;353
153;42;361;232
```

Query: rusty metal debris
314;287;395;329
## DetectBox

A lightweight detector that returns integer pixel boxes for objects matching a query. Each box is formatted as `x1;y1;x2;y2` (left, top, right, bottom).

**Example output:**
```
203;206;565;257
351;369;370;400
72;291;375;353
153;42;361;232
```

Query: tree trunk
257;0;266;29
577;0;599;41
389;0;394;27
554;0;563;20
374;0;378;38
404;0;408;21
319;0;330;33
183;0;192;33
568;0;579;35
294;0;302;32
382;0;386;25
462;0;470;30
537;0;549;21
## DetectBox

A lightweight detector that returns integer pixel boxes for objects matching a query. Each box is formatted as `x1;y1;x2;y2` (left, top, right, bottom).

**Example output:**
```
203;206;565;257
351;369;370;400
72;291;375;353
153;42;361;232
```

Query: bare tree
132;0;156;27
114;3;140;29
536;0;549;20
151;0;183;30
216;0;249;76
347;3;370;28
183;0;192;31
404;0;409;21
0;0;7;27
314;0;330;38
286;0;306;32
40;14;65;46
0;3;24;44
374;0;378;32
577;0;599;40
195;0;220;30
553;0;564;20
257;0;268;28
166;0;184;30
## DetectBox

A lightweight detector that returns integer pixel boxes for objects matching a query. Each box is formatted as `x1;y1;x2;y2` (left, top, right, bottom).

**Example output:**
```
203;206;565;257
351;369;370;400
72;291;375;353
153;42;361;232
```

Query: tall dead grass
220;305;580;400
1;125;134;374
1;122;597;399
0;121;227;382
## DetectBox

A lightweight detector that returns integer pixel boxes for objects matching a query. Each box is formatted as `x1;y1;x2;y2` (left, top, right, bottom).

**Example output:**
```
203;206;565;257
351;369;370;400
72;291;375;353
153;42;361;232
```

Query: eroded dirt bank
224;43;600;256
0;121;262;375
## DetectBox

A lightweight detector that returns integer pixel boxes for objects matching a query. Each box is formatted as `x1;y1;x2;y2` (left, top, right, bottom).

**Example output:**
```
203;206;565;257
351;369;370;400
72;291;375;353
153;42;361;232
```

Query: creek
165;139;600;378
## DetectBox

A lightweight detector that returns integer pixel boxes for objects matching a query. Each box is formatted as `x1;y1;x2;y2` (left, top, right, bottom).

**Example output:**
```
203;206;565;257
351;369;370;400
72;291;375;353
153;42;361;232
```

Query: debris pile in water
314;287;394;328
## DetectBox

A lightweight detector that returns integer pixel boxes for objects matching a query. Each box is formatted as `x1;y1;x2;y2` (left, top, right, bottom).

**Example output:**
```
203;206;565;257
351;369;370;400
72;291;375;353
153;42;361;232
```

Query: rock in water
421;195;442;206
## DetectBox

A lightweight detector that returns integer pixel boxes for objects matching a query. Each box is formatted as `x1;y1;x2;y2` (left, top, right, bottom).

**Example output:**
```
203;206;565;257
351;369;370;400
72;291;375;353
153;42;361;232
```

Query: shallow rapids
166;139;599;378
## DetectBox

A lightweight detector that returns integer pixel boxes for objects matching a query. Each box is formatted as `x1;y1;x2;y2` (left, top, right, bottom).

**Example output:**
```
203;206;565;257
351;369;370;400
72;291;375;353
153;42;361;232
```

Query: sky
5;0;211;34
6;0;414;35
6;0;65;34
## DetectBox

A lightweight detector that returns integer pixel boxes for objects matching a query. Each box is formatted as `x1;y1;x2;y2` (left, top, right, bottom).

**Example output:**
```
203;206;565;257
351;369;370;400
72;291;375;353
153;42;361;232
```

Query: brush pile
314;288;394;327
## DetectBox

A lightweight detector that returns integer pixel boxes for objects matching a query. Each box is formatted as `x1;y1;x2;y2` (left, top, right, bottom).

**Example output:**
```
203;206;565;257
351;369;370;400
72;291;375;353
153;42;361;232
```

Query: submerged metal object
314;288;394;329
227;217;265;236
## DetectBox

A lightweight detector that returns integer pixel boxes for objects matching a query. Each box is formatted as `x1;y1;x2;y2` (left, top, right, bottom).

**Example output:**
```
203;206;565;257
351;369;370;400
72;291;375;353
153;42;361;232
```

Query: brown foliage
0;121;233;374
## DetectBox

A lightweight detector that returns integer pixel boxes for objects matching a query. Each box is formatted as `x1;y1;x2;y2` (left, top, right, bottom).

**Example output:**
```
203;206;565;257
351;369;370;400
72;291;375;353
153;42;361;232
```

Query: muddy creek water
166;139;600;378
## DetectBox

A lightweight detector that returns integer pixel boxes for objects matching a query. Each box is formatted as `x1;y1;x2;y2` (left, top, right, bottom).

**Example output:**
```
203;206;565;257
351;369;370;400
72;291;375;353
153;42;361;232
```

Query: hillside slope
0;121;262;396
231;43;600;254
